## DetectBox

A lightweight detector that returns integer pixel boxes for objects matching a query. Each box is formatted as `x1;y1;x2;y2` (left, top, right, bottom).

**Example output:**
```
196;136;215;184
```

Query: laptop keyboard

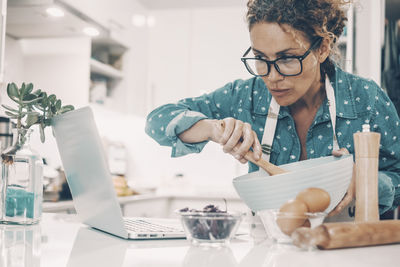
123;219;182;233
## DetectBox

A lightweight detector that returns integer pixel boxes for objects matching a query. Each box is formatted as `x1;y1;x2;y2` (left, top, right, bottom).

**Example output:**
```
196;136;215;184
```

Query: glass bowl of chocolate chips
176;204;244;247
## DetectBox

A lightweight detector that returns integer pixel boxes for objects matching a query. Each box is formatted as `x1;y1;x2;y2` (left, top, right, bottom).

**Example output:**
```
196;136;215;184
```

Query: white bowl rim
234;154;353;182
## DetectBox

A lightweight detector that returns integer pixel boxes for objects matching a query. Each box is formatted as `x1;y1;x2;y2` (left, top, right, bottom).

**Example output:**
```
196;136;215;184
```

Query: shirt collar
329;67;357;119
251;78;290;119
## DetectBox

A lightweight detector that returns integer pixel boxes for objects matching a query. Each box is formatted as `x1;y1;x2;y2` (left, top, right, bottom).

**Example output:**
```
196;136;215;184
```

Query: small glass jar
0;128;43;225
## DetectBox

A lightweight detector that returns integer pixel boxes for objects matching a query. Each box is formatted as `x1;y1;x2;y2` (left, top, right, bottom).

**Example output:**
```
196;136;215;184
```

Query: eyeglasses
241;38;322;77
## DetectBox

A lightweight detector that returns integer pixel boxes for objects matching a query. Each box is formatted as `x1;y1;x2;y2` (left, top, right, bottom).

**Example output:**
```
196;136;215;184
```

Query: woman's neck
290;81;325;113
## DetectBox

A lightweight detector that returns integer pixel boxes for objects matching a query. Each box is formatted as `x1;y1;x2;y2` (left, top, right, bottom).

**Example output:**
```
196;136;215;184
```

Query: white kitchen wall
142;5;252;193
147;6;252;109
88;5;254;193
0;36;25;109
354;0;385;85
1;36;91;110
21;37;91;108
2;37;24;85
189;7;252;95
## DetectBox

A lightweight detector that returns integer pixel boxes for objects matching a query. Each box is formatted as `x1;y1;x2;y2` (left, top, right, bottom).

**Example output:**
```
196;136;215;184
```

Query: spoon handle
243;150;288;175
217;120;287;176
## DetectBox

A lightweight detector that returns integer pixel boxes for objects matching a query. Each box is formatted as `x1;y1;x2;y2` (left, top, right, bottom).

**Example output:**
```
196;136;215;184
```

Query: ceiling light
132;14;146;27
83;27;100;37
46;7;65;17
147;16;156;27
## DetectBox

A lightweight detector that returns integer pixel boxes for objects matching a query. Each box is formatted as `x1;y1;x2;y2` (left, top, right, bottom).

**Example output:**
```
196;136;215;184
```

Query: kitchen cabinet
57;0;150;114
89;38;128;106
90;58;124;79
5;0;149;116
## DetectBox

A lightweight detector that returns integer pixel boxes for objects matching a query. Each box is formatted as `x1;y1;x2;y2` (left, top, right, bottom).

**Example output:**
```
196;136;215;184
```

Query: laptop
51;106;185;240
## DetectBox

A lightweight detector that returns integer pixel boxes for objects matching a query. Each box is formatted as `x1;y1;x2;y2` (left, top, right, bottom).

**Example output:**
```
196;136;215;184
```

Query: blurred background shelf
90;58;124;79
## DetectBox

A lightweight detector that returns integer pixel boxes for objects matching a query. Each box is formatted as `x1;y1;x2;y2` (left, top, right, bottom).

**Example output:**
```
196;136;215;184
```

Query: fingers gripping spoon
216;120;287;176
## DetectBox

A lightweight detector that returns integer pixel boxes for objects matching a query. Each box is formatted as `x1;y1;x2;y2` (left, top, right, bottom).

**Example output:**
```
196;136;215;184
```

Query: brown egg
296;187;331;212
276;199;308;236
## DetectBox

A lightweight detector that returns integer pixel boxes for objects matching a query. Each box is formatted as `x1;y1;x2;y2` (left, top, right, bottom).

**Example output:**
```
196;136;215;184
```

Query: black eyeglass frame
241;38;323;77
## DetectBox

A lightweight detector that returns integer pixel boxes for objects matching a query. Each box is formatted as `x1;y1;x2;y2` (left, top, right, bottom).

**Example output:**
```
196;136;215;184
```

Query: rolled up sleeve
165;111;208;157
145;79;252;157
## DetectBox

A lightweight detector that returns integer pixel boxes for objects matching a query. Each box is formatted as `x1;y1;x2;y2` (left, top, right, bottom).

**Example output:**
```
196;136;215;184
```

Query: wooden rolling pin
217;120;287;176
292;220;400;249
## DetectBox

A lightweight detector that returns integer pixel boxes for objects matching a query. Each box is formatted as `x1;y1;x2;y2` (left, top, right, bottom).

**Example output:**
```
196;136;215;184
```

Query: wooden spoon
217;120;288;176
241;148;288;175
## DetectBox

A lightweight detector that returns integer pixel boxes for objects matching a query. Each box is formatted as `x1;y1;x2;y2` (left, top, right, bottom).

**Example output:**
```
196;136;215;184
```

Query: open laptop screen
52;106;129;238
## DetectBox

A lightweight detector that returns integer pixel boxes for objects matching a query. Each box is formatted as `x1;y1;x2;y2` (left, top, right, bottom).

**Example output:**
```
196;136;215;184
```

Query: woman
145;0;400;216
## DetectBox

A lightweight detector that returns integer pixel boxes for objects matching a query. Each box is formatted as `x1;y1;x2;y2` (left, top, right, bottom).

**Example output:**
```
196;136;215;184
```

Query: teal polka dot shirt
146;67;400;214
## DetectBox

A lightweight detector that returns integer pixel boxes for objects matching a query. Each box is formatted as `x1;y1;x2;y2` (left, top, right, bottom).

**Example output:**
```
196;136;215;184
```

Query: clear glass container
176;210;244;247
0;128;43;225
258;209;326;244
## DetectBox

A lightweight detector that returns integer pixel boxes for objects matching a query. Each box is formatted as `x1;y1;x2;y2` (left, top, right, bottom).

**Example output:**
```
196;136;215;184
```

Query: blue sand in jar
5;187;35;219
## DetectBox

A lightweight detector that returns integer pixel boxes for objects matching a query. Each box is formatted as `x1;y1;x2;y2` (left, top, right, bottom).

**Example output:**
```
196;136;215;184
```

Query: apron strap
260;98;280;162
325;76;340;151
260;75;339;162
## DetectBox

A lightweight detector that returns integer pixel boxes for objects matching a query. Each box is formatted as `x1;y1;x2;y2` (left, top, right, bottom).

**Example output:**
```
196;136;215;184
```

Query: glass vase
0;128;43;225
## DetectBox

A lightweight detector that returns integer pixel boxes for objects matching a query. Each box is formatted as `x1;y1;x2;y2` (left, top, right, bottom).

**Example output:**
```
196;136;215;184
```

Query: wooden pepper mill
353;124;380;222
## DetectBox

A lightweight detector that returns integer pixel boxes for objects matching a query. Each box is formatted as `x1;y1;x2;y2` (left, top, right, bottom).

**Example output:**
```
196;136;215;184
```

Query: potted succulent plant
0;82;74;225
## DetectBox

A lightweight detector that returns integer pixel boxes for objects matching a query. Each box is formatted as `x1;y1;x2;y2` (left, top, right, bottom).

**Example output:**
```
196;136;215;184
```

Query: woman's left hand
328;148;355;217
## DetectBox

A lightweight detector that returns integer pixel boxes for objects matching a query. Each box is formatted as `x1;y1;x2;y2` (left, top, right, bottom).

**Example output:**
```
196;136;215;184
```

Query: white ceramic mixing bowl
232;155;354;214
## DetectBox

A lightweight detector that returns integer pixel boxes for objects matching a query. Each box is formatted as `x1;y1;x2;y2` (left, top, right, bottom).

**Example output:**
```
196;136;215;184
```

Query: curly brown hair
246;0;350;77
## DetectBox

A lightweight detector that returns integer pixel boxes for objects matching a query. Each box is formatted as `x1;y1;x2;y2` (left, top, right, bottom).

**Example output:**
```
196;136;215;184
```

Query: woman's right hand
210;117;262;164
178;118;262;164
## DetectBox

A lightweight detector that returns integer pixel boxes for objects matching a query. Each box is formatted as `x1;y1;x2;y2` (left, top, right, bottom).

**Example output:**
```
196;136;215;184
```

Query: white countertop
42;193;243;213
1;213;399;267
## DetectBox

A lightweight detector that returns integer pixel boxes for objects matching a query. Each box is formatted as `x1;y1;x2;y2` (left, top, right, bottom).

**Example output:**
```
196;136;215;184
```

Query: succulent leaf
7;83;19;101
60;105;74;113
5;111;17;117
25;83;34;94
22;98;40;105
48;94;56;104
2;104;19;113
33;89;42;96
55;99;61;110
26;112;39;127
20;83;26;97
22;93;37;101
50;105;57;114
2;82;74;145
